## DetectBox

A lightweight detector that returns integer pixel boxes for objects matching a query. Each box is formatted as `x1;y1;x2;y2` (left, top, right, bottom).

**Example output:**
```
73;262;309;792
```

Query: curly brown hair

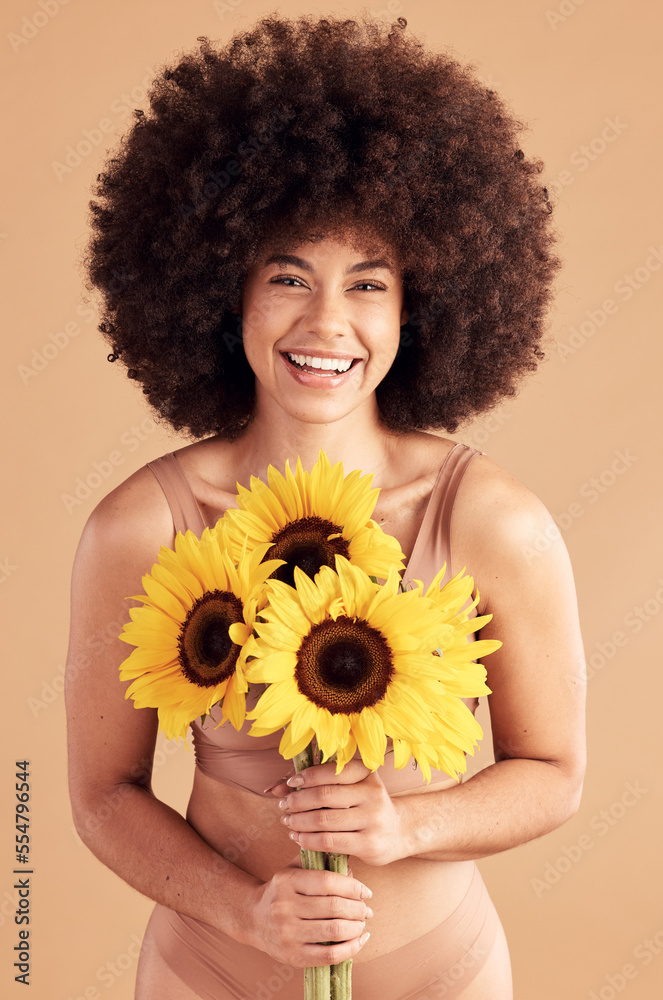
82;11;559;440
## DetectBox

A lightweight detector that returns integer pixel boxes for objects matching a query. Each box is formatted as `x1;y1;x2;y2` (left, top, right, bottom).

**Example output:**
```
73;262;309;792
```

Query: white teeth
287;353;353;373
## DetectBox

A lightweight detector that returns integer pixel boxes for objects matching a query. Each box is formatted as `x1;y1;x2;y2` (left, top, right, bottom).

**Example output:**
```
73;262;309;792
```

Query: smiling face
238;230;409;427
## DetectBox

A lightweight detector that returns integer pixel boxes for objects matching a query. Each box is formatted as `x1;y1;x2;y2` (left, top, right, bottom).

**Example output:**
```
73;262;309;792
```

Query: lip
279;350;362;388
282;349;359;362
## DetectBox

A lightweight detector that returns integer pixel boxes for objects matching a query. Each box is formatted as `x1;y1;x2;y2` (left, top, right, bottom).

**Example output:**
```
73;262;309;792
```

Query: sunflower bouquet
118;452;501;1000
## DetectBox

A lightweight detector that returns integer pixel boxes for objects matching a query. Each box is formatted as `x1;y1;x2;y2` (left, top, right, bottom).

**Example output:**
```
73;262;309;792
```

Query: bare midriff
186;767;476;964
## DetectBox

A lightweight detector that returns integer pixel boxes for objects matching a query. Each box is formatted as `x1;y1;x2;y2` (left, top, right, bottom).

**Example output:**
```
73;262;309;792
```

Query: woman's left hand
267;759;408;867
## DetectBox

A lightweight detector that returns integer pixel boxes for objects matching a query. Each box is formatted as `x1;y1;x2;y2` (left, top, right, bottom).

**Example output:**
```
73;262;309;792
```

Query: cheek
370;325;401;368
238;332;268;388
240;309;280;368
244;291;279;331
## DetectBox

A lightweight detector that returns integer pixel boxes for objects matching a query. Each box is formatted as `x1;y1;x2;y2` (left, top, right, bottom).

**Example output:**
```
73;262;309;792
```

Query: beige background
2;0;662;997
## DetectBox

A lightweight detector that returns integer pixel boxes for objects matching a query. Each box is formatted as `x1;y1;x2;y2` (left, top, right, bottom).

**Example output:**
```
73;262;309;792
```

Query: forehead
260;250;398;277
253;229;401;274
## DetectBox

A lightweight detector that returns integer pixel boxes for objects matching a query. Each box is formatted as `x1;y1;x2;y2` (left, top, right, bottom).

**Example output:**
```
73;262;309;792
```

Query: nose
302;289;348;341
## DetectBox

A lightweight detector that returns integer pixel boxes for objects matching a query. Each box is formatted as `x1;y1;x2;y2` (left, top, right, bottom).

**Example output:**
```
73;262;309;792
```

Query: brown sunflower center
295;615;394;714
268;516;350;586
178;590;244;688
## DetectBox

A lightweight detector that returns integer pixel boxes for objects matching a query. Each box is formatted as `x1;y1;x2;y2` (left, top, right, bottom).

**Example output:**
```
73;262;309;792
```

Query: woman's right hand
246;858;374;968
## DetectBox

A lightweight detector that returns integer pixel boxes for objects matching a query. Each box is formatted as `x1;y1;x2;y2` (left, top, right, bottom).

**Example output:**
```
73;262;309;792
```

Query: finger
264;773;295;794
299;917;367;944
285;852;303;870
287;758;372;789
279;784;360;814
266;780;291;797
293;868;372;900
300;895;373;922
301;932;371;968
282;806;362;834
289;830;363;856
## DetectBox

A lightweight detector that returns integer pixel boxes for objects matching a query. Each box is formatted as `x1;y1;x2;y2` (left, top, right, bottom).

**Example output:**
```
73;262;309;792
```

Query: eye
270;275;305;287
269;276;387;291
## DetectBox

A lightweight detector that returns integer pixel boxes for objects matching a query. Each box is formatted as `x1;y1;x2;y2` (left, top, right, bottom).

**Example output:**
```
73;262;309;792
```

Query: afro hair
83;11;560;440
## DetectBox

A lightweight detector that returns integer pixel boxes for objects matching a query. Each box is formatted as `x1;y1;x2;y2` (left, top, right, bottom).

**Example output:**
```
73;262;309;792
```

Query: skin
66;231;586;998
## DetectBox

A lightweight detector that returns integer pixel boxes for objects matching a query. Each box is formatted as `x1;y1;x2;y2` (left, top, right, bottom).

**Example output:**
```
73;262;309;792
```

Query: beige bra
146;442;484;795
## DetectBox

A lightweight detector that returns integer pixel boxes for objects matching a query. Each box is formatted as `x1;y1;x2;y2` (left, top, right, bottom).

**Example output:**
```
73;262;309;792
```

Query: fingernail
366;907;374;918
360;885;373;900
287;775;304;787
289;832;300;843
263;775;290;793
359;932;370;946
278;798;288;810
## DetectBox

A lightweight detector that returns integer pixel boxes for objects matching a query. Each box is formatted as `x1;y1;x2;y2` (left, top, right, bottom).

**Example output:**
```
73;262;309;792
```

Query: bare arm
397;472;587;861
65;469;262;940
275;461;587;865
65;468;372;966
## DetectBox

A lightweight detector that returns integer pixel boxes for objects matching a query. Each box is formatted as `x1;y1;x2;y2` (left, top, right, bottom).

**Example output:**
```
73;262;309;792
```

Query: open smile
281;351;362;384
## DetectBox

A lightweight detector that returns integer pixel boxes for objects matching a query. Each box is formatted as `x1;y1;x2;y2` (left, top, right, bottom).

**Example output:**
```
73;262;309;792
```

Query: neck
235;395;395;485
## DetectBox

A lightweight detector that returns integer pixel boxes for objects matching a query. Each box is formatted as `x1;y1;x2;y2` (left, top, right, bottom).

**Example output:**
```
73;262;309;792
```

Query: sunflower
221;450;405;587
244;556;501;778
410;563;503;679
118;525;283;739
390;563;501;779
392;705;485;783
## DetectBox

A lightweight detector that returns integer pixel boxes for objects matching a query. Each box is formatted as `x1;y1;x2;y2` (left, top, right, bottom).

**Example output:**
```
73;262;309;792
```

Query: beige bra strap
403;443;484;589
146;453;207;536
436;443;484;570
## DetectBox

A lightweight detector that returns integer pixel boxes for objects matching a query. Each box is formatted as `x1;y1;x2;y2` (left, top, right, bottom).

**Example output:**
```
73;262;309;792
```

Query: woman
66;13;586;999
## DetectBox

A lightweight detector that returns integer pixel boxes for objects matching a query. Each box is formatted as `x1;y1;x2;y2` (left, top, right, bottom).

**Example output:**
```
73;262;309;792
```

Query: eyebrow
261;253;396;276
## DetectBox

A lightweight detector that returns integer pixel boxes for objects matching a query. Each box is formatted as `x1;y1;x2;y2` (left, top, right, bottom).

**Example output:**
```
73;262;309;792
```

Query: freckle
166;876;170;880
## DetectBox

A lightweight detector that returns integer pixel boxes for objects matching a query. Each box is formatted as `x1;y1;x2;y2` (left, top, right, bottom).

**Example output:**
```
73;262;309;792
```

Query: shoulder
384;430;457;487
75;459;175;575
396;429;559;554
165;436;241;499
448;444;575;614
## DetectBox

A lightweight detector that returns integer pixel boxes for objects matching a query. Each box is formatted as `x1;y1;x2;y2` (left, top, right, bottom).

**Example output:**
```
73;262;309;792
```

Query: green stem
294;745;323;875
293;746;352;1000
294;746;331;999
328;852;352;1000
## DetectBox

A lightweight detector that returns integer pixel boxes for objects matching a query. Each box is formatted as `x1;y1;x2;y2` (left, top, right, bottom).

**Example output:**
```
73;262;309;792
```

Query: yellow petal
219;680;246;731
246;680;304;730
352;708;387;771
245;650;297;683
335;732;358;773
279;722;315;759
228;622;252;646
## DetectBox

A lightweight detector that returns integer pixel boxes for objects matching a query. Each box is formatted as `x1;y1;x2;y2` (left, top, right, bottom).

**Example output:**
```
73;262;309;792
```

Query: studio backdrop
3;1;661;998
